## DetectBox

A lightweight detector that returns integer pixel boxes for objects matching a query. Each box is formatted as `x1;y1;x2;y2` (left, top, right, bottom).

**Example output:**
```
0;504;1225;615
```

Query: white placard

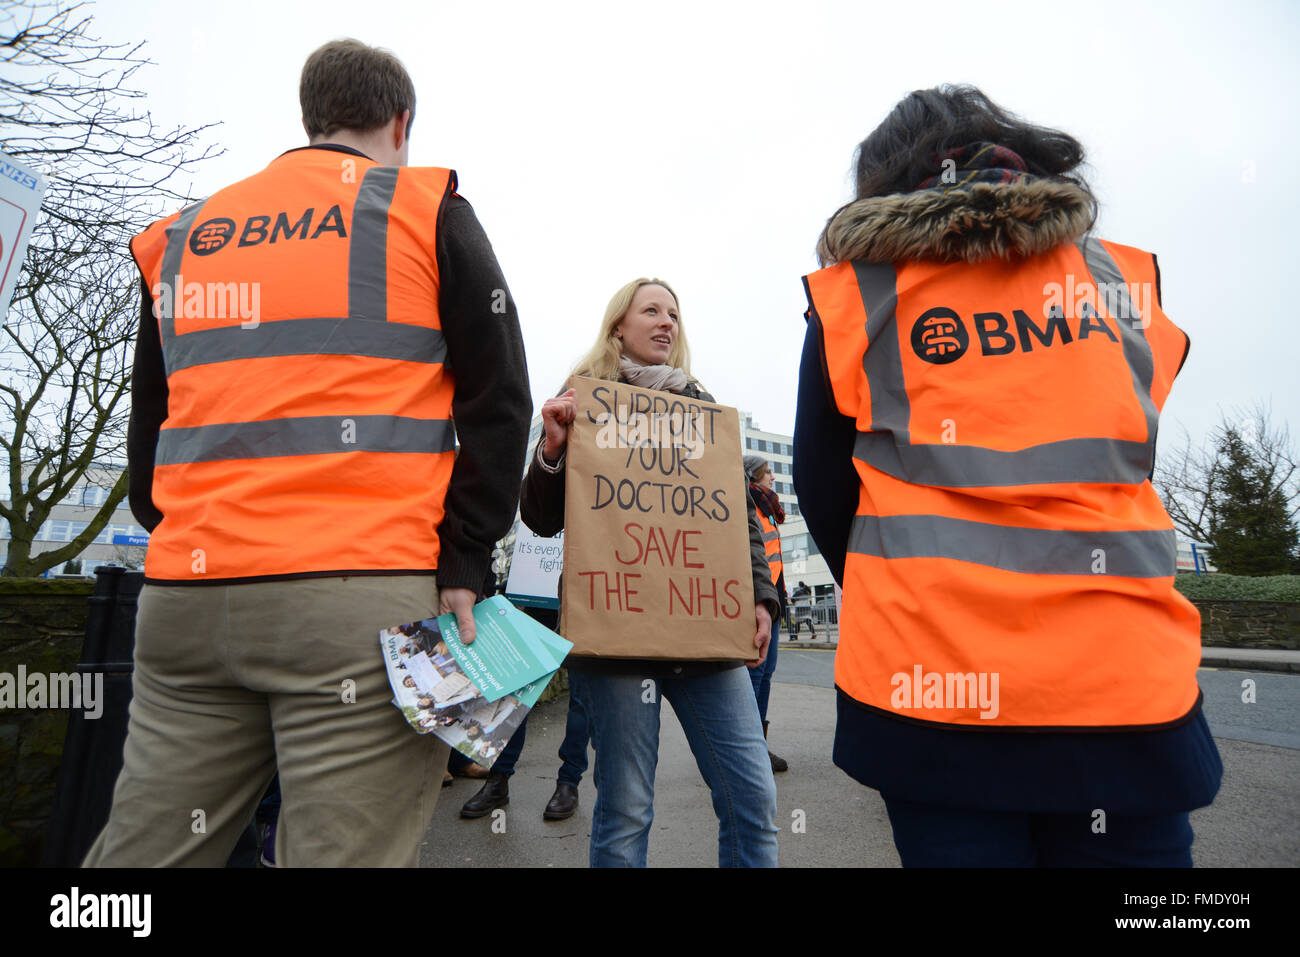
0;151;48;318
504;526;564;609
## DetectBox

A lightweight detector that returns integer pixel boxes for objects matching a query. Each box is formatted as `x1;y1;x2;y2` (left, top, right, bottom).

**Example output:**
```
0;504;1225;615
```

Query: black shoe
762;720;788;773
460;772;509;818
543;781;579;821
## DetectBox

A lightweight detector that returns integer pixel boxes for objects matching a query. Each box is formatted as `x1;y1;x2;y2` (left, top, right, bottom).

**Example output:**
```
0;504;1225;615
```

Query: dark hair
851;84;1093;200
300;39;416;139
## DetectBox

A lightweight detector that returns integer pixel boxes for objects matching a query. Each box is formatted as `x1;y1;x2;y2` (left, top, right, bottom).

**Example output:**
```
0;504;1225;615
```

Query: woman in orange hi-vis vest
793;85;1222;867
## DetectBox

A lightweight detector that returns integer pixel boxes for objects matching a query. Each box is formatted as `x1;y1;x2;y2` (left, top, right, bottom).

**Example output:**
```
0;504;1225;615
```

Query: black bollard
41;565;140;867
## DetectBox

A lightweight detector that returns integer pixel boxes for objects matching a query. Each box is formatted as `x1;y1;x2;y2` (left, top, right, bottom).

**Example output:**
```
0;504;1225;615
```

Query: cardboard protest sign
561;375;754;659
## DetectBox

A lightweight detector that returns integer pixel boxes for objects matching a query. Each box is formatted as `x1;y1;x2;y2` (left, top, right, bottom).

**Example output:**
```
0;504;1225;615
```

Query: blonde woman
521;278;781;868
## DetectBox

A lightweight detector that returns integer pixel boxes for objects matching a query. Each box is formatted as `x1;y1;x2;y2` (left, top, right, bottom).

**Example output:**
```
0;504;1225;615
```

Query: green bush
1175;574;1300;601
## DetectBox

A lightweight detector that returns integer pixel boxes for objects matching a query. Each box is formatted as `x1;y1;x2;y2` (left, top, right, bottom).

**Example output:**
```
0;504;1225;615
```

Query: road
420;647;1300;867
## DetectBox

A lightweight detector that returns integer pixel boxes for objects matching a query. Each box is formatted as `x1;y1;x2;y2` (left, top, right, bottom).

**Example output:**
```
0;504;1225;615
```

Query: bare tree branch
1;0;220;576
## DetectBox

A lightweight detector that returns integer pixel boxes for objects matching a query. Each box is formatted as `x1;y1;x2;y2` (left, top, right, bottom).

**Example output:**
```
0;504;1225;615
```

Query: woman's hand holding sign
541;388;578;462
747;602;772;669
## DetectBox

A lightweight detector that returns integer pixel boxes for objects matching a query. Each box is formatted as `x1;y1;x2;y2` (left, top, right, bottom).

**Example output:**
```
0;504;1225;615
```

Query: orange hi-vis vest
804;237;1201;729
756;505;783;586
131;148;458;582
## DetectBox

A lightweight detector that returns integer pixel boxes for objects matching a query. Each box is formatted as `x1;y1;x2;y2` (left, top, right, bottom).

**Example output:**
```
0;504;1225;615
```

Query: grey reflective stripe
847;245;1157;487
847;514;1176;578
854;432;1154;487
1077;237;1159;451
767;554;782;566
155;415;456;465
348;167;400;322
165;317;447;372
761;528;780;543
157;200;208;366
852;261;910;440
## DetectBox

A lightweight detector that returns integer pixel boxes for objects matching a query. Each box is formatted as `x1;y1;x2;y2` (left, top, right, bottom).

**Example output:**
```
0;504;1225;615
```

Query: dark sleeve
792;308;859;586
519;444;567;537
127;277;167;533
434;194;532;591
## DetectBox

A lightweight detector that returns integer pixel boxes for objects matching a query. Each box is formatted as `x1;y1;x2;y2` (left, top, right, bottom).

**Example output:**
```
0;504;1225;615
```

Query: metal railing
781;598;838;642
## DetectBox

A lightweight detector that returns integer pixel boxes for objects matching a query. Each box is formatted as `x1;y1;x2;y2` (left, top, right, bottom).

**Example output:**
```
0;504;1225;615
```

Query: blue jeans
490;690;590;784
569;665;778;868
748;618;779;722
882;796;1194;867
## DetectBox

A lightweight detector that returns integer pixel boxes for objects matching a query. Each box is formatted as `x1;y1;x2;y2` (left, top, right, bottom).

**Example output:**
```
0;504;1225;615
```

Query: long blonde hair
571;278;694;381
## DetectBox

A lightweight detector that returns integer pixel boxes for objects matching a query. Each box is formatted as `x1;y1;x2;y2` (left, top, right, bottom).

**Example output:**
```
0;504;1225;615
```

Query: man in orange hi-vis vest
794;85;1221;867
84;40;531;867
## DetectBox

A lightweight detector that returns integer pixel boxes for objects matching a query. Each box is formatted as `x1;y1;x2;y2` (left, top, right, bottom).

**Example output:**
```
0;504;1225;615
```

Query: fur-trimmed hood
816;178;1095;267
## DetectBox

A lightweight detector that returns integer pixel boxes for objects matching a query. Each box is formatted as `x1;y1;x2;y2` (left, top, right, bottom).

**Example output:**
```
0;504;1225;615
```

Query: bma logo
910;307;969;364
189;217;236;256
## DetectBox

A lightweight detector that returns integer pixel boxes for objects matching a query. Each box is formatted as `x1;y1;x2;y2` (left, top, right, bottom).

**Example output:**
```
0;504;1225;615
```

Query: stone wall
0;580;95;866
1192;600;1300;650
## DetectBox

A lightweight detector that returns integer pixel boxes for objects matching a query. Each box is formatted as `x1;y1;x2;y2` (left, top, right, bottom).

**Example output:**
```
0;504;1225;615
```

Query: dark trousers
449;690;589;784
493;691;589;783
882;796;1194;867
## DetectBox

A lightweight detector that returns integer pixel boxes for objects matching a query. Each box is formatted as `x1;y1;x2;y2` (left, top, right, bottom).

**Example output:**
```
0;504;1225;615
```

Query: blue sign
112;534;149;547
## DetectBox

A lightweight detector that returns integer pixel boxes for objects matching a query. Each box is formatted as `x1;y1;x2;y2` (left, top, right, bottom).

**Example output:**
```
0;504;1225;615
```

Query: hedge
0;578;96;596
1175;574;1300;602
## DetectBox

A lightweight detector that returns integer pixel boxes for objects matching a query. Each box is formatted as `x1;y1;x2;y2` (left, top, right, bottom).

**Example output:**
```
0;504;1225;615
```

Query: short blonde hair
571;278;693;381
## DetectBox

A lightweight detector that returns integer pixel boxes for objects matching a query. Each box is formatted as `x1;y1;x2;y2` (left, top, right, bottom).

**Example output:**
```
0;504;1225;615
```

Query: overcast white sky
90;0;1300;452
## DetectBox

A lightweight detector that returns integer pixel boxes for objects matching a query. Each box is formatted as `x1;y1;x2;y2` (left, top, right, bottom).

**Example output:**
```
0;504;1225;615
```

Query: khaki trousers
83;575;449;867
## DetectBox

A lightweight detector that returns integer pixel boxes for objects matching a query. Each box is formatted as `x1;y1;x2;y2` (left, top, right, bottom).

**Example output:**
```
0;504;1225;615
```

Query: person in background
521;277;780;867
794;84;1221;867
743;455;789;773
457;606;592;822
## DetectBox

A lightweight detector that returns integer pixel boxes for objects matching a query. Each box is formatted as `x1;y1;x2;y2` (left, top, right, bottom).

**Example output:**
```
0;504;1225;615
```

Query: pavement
787;634;1300;675
1199;646;1300;674
420;641;1300;868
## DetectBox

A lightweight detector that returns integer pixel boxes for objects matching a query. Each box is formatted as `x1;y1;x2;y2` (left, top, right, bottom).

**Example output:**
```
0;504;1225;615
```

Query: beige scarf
618;356;694;395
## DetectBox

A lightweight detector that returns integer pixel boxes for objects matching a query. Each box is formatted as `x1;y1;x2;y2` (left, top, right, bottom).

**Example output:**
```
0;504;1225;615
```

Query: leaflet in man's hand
379;596;572;768
436;595;568;700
